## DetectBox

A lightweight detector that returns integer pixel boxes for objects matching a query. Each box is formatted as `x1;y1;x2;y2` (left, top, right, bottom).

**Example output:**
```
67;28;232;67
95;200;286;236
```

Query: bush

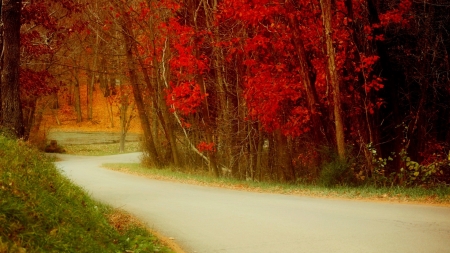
318;148;356;187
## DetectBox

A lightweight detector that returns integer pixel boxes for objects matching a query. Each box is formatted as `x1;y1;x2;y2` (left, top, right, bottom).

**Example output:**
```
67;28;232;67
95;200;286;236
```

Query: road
55;153;450;253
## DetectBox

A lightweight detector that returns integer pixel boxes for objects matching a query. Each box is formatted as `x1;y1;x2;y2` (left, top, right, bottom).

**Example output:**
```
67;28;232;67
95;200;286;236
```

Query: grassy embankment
0;135;172;253
64;142;450;205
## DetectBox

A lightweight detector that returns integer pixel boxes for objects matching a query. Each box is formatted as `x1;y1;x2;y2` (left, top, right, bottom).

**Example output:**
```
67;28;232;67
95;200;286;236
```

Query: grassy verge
63;142;141;156
0;135;171;253
103;163;450;206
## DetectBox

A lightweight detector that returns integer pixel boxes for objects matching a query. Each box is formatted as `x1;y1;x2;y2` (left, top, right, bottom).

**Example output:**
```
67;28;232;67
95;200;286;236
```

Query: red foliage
378;0;413;27
20;69;57;107
166;81;206;115
197;141;216;153
216;0;396;137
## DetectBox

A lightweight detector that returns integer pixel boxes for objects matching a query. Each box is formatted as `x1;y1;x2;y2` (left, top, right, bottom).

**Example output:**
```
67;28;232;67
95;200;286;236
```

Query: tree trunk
275;130;294;182
1;0;24;138
22;99;37;140
87;33;100;121
138;52;180;167
202;0;237;177
71;70;82;123
0;1;3;122
120;13;161;167
320;0;346;159
119;83;130;153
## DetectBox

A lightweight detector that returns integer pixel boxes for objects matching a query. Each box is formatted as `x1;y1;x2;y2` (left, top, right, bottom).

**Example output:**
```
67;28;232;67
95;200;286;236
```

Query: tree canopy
1;0;449;186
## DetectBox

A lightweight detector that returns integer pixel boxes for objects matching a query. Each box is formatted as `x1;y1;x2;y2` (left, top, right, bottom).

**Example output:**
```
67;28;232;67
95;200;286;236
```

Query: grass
63;142;141;156
0;135;172;253
103;163;450;205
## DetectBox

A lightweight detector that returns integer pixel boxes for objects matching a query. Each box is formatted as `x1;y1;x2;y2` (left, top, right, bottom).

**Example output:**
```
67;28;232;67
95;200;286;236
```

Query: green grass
63;142;142;156
0;135;172;253
103;163;450;205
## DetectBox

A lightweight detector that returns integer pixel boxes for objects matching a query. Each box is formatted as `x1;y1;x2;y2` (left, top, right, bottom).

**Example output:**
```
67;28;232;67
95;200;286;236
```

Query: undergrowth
0;135;171;253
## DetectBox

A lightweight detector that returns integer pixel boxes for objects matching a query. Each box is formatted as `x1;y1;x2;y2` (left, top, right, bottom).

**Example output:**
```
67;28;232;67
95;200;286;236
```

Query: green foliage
318;148;356;187
366;143;396;187
366;143;449;187
0;134;171;253
398;149;448;187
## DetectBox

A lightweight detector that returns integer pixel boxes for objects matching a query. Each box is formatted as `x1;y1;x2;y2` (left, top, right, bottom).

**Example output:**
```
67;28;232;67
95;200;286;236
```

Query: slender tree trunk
120;14;161;167
22;99;37;139
202;0;237;177
71;70;82;123
87;34;100;121
320;0;346;159
1;0;24;138
138;52;180;167
256;124;264;181
119;83;130;153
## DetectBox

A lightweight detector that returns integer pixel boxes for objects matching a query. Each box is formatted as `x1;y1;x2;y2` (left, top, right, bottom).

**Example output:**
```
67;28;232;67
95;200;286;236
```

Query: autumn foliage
5;0;450;185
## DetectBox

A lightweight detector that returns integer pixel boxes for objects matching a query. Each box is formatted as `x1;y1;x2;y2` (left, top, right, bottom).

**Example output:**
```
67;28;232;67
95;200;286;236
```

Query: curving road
55;153;450;253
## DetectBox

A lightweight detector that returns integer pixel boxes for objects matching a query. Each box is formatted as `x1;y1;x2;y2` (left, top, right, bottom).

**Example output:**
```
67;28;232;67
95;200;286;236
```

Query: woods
1;0;449;186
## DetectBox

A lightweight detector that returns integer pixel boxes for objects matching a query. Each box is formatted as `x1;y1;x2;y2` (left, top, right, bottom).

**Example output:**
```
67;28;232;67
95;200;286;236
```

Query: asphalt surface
55;153;450;253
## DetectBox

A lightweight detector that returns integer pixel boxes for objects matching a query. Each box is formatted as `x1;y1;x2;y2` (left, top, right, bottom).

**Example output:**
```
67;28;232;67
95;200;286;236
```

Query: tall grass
0;135;171;253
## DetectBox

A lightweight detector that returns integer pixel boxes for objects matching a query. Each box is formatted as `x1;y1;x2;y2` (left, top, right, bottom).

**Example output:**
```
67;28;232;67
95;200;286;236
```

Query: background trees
3;0;449;186
1;0;23;138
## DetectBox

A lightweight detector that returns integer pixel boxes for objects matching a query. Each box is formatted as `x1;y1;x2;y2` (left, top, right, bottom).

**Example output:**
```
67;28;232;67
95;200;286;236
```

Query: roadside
50;140;450;206
54;152;450;253
103;163;450;206
0;135;172;253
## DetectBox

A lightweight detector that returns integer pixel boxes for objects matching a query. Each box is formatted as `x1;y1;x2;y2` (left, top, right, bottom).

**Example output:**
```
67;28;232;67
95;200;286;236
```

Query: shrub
318;147;356;187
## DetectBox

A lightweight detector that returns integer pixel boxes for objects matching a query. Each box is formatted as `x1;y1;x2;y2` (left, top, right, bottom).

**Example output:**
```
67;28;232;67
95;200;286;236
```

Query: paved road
55;153;450;253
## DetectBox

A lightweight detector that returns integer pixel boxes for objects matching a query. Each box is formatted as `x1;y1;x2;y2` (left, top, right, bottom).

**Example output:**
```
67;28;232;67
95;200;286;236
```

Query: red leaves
379;0;412;27
166;82;206;115
196;141;216;153
20;69;56;104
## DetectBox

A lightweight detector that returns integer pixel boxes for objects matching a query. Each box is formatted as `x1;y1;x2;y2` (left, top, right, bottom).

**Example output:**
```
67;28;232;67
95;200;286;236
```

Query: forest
0;0;449;186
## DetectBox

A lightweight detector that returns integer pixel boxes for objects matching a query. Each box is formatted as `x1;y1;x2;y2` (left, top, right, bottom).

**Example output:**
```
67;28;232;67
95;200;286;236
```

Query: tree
115;0;161;166
320;0;346;159
1;0;24;138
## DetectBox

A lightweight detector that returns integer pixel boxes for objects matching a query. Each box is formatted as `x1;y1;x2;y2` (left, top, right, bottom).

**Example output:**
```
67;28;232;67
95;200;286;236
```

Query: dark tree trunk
120;12;161;167
1;0;24;138
72;70;82;123
320;0;346;159
0;1;3;121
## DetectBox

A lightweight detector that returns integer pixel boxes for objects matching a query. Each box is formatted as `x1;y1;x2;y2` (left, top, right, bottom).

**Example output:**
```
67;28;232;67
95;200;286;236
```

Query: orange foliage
39;76;142;135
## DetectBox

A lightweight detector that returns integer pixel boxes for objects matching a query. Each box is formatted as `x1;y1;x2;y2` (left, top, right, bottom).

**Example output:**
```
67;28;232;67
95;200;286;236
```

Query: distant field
47;130;142;145
63;142;142;156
